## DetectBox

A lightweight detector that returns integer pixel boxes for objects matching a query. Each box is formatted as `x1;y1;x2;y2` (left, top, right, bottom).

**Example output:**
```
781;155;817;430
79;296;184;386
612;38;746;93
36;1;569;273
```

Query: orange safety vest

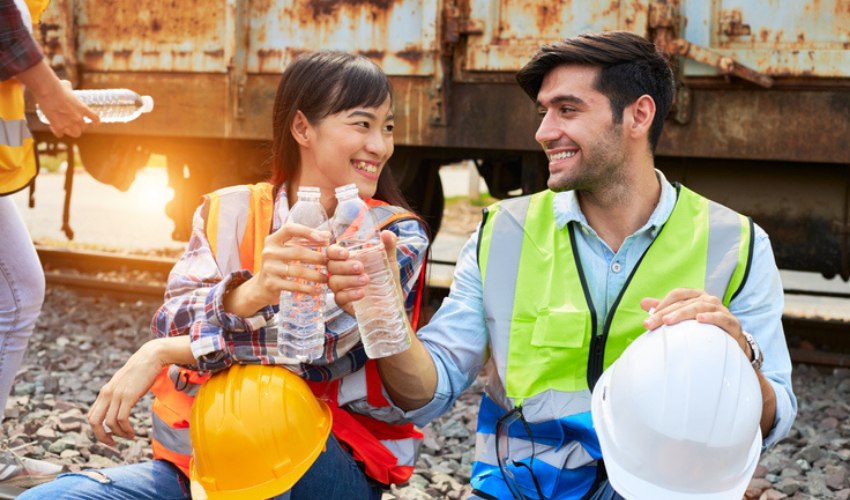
151;183;426;485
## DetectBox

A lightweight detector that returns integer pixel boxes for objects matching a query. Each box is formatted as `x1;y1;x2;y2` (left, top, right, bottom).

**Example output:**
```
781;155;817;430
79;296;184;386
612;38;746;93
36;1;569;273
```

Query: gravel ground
0;282;841;500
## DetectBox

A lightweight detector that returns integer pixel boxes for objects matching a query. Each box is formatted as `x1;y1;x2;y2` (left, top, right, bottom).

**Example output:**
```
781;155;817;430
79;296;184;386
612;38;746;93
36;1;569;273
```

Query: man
1;0;98;487
329;31;795;500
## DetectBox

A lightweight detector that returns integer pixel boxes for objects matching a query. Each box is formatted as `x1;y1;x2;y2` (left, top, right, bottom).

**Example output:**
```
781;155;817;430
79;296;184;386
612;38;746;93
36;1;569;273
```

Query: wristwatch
743;332;763;371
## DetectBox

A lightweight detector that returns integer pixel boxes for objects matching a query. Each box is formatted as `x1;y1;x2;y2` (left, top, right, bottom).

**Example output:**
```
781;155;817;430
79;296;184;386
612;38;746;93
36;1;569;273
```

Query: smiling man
329;31;796;500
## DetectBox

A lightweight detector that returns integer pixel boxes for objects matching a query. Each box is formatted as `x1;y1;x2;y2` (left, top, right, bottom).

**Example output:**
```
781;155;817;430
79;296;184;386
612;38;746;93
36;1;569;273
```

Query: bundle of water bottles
277;184;411;362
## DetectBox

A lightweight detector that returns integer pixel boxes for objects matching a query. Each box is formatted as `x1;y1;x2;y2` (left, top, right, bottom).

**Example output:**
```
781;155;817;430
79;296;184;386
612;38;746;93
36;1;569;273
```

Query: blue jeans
18;435;382;500
468;479;625;500
0;197;44;411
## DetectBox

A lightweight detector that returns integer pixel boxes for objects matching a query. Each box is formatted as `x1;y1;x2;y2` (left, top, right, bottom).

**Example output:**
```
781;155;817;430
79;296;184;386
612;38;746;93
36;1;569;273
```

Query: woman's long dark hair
270;51;411;210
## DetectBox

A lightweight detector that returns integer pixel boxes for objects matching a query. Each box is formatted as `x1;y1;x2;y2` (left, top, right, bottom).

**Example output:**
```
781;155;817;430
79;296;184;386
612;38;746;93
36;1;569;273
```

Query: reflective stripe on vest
472;185;753;500
0;81;36;195
0;0;45;196
151;183;424;484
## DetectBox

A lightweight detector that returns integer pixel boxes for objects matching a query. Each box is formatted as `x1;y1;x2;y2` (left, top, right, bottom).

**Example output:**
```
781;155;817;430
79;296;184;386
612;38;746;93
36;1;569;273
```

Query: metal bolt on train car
27;0;850;278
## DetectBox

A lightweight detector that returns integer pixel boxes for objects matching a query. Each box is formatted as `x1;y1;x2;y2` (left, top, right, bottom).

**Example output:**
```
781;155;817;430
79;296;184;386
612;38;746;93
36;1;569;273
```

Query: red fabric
327;406;422;485
365;360;390;407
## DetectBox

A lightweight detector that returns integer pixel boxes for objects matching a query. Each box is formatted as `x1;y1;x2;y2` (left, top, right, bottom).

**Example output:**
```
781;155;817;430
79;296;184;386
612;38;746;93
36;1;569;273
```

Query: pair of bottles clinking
277;184;410;362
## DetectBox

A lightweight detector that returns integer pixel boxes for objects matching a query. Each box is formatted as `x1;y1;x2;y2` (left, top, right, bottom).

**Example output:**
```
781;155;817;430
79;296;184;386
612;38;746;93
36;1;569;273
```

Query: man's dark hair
516;31;675;152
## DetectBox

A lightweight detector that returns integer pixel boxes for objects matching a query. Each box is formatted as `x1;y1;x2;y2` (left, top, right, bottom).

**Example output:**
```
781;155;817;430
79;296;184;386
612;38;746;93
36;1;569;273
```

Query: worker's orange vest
151;183;426;486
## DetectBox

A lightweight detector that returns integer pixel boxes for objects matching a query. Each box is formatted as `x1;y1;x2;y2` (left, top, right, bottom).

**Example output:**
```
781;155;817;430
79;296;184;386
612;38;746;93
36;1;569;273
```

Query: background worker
18;51;429;500
0;0;98;487
329;31;796;500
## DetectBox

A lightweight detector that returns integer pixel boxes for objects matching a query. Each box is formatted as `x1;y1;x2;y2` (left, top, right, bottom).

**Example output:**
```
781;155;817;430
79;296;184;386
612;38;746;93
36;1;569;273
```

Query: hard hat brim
592;366;763;500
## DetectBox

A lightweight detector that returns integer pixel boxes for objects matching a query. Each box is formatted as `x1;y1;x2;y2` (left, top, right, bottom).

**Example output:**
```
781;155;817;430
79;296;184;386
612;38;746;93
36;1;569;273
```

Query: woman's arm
87;336;195;445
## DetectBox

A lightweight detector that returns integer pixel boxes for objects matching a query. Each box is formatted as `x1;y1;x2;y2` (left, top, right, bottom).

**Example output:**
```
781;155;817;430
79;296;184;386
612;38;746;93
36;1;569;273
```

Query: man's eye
384;124;394;132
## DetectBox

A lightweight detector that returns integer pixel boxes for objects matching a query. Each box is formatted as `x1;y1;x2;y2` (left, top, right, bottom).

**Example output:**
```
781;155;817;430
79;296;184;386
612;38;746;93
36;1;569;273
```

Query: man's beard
548;124;626;194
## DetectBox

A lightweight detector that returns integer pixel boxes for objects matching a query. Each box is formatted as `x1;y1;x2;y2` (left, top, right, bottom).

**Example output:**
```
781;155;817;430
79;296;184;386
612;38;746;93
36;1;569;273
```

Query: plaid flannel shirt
151;185;429;382
0;0;43;81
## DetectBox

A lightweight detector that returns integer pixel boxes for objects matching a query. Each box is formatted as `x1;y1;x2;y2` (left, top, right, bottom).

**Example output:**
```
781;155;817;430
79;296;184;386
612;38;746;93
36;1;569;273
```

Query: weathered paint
73;0;233;72
35;0;76;83
682;0;850;77
463;0;646;72
247;0;438;75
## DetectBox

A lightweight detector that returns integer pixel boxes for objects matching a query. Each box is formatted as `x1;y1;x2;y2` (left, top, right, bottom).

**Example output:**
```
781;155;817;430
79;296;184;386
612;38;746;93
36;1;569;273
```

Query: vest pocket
530;310;590;348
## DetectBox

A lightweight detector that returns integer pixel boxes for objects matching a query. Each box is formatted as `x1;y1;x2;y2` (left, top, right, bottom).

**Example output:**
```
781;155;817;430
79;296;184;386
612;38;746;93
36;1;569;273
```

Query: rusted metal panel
74;0;232;72
247;0;438;76
463;0;649;72
29;73;231;138
35;0;77;84
681;0;850;77
658;87;850;164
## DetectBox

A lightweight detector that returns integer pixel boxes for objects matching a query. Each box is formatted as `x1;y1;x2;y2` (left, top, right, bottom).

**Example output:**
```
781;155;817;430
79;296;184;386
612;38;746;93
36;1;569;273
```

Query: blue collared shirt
404;171;796;452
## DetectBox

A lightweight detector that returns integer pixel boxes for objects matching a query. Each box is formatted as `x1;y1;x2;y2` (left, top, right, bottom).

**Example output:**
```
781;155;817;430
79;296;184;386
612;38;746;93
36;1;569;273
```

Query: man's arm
329;228;490;423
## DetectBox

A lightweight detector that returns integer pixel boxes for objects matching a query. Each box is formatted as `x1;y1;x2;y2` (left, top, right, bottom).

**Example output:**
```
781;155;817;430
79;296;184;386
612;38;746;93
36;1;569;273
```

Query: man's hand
327;230;401;316
640;288;752;360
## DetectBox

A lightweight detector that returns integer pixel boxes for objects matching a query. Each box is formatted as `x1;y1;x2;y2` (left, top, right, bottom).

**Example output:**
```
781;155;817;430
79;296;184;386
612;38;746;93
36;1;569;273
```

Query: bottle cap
141;96;154;113
334;183;359;199
296;186;321;201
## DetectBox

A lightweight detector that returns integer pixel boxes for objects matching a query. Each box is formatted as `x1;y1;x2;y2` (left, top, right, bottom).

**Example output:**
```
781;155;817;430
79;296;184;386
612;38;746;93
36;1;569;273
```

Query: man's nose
535;110;560;145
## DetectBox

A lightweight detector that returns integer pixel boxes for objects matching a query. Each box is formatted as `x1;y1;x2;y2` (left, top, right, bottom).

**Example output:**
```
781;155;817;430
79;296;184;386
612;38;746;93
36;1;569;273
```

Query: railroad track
37;245;171;302
36;246;850;366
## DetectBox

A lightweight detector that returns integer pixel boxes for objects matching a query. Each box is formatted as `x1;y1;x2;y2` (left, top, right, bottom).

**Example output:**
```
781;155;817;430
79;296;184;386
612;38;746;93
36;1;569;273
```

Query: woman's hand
224;224;331;317
16;60;100;138
88;337;196;445
328;230;400;317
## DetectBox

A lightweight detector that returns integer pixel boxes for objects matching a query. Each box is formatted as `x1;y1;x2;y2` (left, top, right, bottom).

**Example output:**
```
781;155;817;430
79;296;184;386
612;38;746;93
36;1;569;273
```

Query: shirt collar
552;169;677;239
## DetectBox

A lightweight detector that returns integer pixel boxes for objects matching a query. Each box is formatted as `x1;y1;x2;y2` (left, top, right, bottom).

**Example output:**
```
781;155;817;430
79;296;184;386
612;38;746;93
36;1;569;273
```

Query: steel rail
37;246;170;302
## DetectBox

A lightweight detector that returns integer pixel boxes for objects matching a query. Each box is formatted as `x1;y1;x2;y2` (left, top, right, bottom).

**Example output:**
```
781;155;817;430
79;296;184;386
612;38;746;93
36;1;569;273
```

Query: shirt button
612;262;622;273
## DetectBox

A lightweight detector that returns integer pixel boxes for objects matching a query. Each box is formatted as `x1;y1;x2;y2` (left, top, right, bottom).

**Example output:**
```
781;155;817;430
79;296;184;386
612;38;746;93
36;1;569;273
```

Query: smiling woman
17;51;431;500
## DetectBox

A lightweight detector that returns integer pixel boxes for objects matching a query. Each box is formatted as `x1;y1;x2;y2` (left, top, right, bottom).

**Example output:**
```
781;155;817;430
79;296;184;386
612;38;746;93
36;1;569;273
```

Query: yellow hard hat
189;364;332;500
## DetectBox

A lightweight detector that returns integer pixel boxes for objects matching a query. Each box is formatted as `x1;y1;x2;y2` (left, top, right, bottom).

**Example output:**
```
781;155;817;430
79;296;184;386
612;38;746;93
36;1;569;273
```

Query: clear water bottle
332;184;411;359
36;89;154;124
278;186;329;362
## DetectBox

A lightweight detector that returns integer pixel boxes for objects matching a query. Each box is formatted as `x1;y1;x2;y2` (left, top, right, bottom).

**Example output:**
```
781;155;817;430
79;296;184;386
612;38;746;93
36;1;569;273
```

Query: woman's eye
384;124;394;132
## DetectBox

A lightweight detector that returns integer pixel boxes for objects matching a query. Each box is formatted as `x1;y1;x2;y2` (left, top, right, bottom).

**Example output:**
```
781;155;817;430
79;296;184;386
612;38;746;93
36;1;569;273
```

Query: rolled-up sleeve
151;203;274;373
0;0;43;81
731;225;797;451
399;227;490;427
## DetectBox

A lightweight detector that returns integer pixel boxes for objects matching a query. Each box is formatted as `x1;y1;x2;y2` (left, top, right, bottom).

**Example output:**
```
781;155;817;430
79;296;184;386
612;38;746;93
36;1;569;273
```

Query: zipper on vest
585;189;680;388
568;224;601;390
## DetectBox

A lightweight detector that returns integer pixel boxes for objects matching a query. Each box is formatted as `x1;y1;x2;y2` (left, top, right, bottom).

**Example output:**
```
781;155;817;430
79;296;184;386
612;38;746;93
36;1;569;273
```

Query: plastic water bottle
277;186;329;362
332;184;411;358
36;89;154;124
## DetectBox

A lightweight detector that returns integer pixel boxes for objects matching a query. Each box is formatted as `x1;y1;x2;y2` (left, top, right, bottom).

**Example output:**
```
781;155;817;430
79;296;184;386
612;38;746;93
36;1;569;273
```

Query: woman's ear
291;110;311;148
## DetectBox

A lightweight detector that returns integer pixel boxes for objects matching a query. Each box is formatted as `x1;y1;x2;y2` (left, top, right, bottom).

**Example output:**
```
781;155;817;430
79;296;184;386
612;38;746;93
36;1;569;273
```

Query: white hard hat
591;320;762;500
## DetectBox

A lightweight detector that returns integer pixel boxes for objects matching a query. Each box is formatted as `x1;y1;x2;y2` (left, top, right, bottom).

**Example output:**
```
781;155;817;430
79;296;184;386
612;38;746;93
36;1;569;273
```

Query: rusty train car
29;0;850;278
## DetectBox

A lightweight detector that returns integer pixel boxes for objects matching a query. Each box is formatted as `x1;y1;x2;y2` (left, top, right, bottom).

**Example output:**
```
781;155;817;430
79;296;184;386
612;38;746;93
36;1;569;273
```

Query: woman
19;51;430;500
